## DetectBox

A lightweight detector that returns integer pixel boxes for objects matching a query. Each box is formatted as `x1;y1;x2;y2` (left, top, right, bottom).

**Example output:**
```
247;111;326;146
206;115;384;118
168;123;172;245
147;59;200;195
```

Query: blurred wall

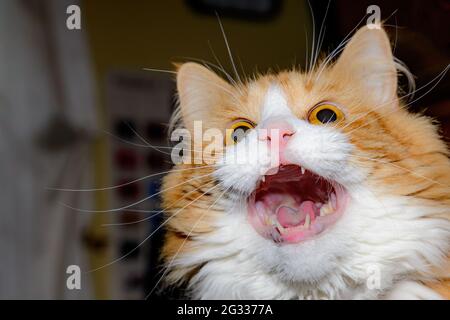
0;0;96;299
81;0;312;298
83;0;311;78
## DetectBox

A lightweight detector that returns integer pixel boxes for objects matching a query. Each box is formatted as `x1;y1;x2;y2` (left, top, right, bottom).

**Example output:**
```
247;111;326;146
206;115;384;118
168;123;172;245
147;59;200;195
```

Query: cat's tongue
276;201;315;228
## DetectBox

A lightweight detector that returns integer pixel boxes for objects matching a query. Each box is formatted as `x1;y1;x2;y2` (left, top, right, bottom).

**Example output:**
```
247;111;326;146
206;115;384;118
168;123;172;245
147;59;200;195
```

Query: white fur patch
170;85;450;300
260;85;293;120
386;281;444;300
175;189;450;299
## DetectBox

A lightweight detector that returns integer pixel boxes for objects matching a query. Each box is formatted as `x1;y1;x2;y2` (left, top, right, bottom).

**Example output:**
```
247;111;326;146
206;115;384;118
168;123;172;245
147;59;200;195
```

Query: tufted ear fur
176;62;233;132
333;25;398;108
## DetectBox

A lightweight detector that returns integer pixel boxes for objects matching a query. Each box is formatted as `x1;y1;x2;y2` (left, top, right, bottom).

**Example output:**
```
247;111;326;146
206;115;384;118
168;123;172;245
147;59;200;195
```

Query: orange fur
161;26;450;298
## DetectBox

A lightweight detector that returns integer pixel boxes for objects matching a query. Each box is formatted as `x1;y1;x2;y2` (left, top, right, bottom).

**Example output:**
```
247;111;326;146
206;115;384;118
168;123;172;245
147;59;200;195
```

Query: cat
159;25;450;299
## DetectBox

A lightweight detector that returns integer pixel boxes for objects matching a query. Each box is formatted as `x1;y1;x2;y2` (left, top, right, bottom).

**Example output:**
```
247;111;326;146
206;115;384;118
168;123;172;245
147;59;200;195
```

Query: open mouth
247;165;348;244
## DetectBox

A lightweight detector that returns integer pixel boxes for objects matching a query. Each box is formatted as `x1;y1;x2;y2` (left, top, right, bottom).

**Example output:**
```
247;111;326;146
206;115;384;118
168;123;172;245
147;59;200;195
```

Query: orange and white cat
160;25;450;299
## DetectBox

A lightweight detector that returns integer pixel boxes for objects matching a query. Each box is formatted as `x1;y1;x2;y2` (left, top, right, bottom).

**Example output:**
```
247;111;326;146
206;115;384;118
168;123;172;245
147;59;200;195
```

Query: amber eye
308;103;344;125
226;120;254;145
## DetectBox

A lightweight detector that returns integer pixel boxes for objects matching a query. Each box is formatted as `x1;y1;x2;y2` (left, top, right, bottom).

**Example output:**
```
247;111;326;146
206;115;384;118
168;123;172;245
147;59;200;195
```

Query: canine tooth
275;220;285;233
330;193;337;209
262;176;266;183
304;214;311;228
300;167;305;175
273;218;286;234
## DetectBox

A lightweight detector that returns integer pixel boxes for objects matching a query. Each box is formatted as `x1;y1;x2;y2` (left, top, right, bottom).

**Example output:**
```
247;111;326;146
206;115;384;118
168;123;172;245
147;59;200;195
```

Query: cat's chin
247;165;348;244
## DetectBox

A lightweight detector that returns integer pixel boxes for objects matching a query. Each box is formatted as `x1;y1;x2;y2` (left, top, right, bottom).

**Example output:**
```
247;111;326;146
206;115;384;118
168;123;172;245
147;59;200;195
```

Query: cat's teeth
304;214;311;229
270;216;285;234
275;220;285;234
320;202;334;216
330;193;337;209
300;167;305;175
262;176;266;183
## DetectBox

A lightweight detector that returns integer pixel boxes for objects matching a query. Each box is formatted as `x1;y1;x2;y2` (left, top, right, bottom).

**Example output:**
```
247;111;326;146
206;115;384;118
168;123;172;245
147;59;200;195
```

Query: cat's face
163;26;450;298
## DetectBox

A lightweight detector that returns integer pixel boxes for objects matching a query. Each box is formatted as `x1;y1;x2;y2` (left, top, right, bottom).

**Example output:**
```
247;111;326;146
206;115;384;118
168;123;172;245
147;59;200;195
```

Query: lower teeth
319;197;336;216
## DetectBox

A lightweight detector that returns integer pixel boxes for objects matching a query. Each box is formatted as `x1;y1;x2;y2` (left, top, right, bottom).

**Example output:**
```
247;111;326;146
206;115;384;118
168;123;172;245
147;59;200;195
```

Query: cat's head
163;25;450;298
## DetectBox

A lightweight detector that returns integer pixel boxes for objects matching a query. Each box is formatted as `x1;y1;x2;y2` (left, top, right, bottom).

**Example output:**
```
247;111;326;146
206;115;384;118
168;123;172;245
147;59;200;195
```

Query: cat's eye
308;103;344;125
226;120;255;145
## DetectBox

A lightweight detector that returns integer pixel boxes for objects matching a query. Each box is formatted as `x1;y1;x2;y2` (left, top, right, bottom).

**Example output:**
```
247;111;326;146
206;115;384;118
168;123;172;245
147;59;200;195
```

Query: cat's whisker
143;66;237;96
103;128;247;167
179;54;246;97
48;164;219;192
179;79;243;107
306;0;316;75
59;171;217;213
102;179;218;227
144;67;243;106
391;16;399;56
343;64;449;135
342;180;394;220
123;118;237;163
383;8;400;25
111;209;170;213
309;0;331;83
207;43;246;96
333;64;449;135
87;182;223;274
314;11;368;82
315;12;406;87
102;133;221;156
313;38;349;82
146;184;231;299
324;63;420;134
302;21;310;74
102;133;228;162
124;122;174;156
142;67;177;74
237;55;248;87
215;13;242;86
347;154;449;188
102;210;164;227
103;130;173;150
394;57;416;97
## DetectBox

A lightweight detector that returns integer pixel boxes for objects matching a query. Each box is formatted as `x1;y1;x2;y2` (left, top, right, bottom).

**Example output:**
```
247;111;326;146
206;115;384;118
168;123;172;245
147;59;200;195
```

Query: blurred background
0;0;448;299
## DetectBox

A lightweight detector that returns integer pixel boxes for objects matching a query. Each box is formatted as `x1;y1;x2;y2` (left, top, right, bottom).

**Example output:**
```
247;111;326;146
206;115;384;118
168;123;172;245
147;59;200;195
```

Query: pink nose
259;120;295;150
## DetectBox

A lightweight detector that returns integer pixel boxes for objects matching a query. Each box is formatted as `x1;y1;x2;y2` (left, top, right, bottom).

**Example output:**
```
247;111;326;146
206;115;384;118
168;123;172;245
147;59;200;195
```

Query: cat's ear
177;62;233;130
333;25;398;108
